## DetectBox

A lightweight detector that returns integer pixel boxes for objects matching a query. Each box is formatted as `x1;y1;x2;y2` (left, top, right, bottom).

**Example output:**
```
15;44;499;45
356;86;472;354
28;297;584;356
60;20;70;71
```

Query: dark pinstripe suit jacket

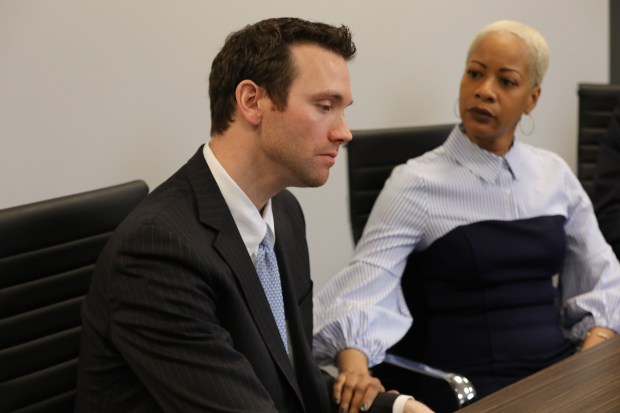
75;147;332;412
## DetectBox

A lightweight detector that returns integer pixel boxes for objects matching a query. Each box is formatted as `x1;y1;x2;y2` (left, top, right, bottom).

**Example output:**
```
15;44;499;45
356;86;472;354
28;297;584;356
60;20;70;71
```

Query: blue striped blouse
313;125;620;367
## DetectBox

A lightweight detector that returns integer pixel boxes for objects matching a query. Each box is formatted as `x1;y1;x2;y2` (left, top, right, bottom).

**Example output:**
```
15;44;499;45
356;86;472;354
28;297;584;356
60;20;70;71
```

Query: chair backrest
347;124;453;244
577;83;620;198
0;180;148;413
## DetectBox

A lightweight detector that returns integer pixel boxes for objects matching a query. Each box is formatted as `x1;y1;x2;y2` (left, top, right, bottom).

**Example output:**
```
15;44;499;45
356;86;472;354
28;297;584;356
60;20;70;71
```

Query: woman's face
459;32;541;155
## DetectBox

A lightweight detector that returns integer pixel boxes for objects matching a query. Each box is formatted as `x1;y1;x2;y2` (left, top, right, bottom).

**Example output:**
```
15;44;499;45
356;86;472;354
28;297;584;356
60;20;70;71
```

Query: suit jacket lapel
273;201;309;356
273;198;330;412
184;148;304;405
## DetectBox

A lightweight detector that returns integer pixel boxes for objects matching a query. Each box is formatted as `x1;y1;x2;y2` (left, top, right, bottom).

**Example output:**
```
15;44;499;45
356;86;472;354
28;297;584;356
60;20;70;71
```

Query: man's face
258;43;353;188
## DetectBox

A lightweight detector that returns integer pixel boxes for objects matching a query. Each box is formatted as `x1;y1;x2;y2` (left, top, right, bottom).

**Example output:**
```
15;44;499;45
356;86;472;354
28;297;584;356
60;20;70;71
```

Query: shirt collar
443;124;523;183
203;143;274;261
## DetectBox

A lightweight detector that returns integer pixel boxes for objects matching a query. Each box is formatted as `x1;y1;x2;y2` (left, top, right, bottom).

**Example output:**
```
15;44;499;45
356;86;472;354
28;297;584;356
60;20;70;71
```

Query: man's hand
403;399;435;413
334;348;384;412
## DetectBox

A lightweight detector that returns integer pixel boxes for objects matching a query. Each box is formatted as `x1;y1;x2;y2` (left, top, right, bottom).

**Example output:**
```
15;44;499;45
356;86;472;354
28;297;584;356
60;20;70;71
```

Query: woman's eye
500;78;517;87
467;70;481;79
318;104;332;112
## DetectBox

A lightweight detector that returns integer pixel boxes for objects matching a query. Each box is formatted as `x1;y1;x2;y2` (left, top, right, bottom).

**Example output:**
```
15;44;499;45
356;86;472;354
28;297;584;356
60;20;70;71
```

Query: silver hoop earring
453;99;460;119
519;113;535;136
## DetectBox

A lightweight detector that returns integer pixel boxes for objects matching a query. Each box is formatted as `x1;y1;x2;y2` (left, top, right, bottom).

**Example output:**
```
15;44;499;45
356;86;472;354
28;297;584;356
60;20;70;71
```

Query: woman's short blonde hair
466;20;550;87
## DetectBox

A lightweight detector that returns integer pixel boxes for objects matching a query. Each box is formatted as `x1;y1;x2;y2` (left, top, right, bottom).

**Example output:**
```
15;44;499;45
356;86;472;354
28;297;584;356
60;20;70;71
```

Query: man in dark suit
594;94;620;259
75;17;432;413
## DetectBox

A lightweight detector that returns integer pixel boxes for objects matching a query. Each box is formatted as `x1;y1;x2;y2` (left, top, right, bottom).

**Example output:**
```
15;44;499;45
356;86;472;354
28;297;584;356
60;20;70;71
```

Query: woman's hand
333;348;384;412
581;326;616;352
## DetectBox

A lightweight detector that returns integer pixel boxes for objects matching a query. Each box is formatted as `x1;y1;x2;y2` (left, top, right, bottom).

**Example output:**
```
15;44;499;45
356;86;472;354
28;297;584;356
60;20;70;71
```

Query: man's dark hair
208;17;356;135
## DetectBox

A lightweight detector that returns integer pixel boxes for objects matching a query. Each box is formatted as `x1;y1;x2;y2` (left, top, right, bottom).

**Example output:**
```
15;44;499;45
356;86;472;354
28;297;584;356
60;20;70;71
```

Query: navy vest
389;215;575;397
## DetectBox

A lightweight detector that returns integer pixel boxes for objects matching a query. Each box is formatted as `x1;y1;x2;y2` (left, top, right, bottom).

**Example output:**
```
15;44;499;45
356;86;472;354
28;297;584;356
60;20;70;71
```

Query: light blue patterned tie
255;230;289;353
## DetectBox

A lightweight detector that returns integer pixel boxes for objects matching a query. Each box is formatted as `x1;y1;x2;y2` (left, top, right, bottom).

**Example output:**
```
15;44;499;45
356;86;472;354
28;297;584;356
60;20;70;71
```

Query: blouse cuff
569;315;595;341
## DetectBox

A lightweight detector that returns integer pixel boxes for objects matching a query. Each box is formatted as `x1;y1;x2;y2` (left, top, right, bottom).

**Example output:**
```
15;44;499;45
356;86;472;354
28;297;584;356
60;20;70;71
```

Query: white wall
0;1;608;290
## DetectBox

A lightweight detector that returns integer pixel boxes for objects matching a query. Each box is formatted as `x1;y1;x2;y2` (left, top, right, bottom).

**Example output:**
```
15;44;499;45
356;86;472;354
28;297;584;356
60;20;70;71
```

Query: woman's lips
468;107;494;122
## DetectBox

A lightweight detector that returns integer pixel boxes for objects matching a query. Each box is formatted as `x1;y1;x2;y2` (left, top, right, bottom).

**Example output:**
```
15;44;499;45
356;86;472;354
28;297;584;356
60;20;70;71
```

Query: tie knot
260;227;275;250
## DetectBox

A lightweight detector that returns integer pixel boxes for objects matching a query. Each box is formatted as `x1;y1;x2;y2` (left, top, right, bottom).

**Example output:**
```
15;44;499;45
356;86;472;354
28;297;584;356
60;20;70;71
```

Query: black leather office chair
577;83;620;198
346;124;477;411
0;180;148;413
585;84;620;260
348;124;453;244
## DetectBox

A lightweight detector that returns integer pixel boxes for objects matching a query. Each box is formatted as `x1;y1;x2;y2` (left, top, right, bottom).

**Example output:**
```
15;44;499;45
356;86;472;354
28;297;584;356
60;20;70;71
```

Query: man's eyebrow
313;92;354;107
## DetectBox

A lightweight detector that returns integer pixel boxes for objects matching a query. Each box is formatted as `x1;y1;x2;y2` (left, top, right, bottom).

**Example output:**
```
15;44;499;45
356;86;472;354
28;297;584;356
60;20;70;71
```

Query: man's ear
235;80;266;126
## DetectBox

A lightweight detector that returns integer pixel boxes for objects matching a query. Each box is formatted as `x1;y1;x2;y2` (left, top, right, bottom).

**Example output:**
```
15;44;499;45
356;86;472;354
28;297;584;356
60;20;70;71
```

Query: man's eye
318;104;332;112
